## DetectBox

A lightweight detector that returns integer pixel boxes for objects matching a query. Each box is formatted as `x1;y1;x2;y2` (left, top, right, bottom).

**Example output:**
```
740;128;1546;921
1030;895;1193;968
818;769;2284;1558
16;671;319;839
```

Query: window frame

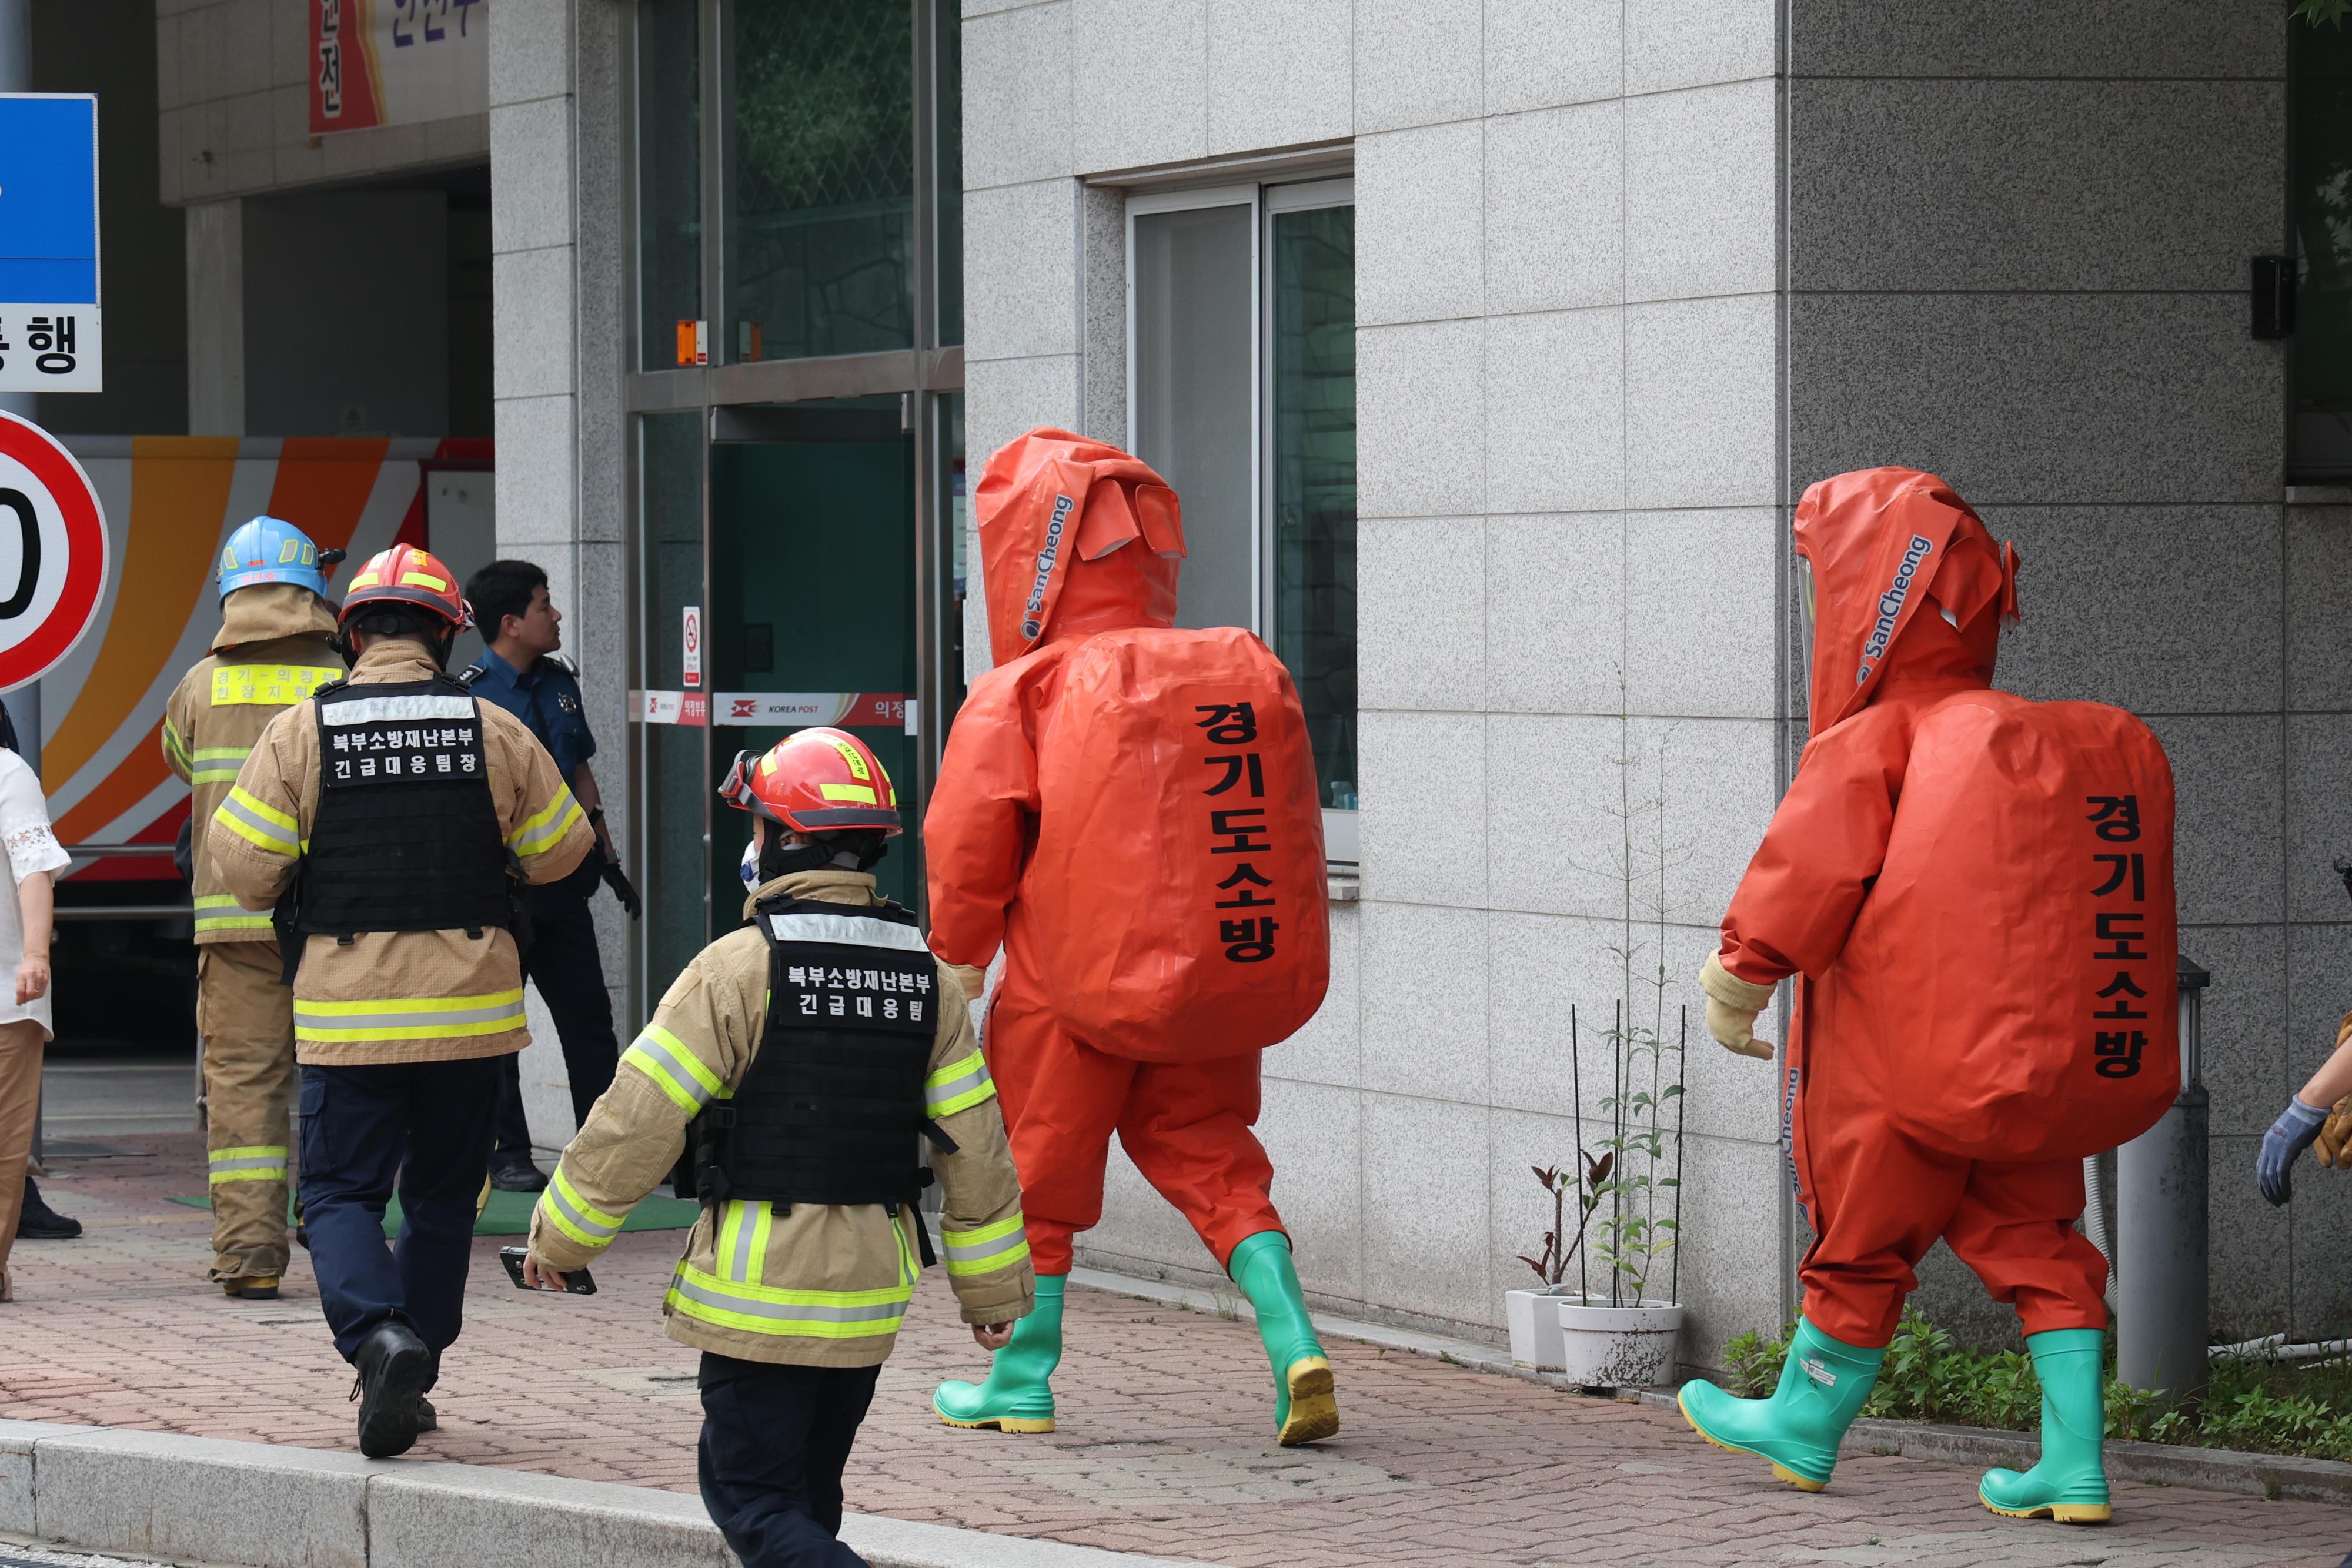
1125;183;1265;635
1125;176;1358;864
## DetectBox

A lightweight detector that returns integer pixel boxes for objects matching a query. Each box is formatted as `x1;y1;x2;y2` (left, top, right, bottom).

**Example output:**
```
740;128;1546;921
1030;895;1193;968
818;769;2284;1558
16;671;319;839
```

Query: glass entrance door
707;399;921;918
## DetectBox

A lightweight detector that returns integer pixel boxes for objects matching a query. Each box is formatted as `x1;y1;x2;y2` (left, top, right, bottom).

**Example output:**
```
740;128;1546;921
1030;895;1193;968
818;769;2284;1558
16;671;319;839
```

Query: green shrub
1720;1308;2352;1463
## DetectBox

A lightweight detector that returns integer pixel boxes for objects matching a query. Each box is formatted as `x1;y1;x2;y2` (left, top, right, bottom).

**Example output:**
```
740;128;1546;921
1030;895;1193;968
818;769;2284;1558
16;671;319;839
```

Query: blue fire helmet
215;516;345;603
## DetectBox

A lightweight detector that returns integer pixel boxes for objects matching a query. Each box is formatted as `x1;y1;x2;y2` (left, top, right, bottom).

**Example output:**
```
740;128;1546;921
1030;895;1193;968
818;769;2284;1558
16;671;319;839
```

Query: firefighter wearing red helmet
519;728;1031;1568
210;543;597;1458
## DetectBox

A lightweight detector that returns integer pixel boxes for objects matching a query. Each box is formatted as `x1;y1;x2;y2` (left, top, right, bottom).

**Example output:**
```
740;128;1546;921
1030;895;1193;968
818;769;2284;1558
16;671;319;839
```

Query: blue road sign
0;95;102;392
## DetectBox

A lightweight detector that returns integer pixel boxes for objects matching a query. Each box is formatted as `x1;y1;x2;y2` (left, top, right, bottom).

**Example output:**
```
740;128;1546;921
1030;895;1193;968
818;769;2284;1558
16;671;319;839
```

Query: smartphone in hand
499;1243;597;1295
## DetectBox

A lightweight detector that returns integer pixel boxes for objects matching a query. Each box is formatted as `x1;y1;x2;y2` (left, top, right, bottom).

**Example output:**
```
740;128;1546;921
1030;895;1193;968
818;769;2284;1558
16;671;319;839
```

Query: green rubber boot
1228;1231;1338;1446
1979;1329;2113;1524
1679;1318;1885;1492
934;1273;1063;1435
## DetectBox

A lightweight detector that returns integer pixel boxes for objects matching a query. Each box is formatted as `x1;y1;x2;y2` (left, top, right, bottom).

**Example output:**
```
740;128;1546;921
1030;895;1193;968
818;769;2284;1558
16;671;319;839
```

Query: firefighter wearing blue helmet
160;516;346;1300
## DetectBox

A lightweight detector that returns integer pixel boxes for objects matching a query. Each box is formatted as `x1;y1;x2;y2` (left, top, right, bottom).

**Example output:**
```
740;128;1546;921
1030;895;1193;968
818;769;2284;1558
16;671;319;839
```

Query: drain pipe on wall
2115;956;2211;1403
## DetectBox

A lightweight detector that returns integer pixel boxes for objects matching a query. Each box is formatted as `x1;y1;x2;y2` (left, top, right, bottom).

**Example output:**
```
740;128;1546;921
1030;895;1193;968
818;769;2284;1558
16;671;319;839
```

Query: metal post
0;0;32;428
2117;955;2210;1404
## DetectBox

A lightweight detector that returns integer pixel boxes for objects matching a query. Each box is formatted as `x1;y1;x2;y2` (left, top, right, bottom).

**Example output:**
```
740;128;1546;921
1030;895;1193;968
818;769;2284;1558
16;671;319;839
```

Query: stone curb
1069;1266;2352;1510
0;1420;1229;1568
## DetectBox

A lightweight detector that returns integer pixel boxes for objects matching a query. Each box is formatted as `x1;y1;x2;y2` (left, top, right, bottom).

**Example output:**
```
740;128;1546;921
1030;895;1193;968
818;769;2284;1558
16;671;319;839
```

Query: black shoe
417;1396;438;1433
348;1321;433;1459
488;1159;547;1193
18;1177;81;1240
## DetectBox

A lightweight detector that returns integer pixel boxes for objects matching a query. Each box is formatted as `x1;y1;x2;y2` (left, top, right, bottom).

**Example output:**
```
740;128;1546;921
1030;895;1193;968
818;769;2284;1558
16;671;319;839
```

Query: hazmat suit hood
1795;467;2020;739
977;427;1185;667
212;581;340;653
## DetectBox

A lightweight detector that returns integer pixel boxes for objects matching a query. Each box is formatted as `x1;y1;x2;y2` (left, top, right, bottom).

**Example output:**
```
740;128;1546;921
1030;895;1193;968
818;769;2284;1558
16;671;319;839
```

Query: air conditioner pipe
2116;955;2210;1406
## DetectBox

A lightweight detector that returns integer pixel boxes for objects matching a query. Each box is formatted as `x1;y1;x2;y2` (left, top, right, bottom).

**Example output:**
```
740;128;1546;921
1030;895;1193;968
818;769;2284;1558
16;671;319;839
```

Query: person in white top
0;745;70;1300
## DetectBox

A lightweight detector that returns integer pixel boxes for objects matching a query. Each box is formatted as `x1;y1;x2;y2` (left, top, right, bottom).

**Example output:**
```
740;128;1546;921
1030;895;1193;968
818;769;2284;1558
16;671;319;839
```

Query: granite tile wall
960;0;1788;1368
1790;0;2300;1344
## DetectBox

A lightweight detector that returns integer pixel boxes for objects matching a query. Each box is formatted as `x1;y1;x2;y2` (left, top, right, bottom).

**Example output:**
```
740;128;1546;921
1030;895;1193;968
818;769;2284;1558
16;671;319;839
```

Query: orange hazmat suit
1714;469;2177;1349
925;428;1328;1276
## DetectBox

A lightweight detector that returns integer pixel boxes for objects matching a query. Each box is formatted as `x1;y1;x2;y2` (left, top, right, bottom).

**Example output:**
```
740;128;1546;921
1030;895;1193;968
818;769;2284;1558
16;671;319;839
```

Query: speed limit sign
0;411;109;691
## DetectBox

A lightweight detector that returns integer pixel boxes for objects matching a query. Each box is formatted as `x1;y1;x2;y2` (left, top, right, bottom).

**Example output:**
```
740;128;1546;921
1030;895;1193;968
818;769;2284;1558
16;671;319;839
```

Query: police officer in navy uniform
460;560;639;1191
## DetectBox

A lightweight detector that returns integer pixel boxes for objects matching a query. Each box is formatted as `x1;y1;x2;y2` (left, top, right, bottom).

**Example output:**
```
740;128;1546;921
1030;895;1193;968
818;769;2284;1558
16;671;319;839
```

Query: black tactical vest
691;896;950;1216
294;677;512;941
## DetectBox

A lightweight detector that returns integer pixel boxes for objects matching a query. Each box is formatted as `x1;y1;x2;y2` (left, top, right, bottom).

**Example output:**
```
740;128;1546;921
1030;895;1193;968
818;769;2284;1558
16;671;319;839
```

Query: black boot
18;1177;81;1240
349;1321;433;1459
488;1157;547;1193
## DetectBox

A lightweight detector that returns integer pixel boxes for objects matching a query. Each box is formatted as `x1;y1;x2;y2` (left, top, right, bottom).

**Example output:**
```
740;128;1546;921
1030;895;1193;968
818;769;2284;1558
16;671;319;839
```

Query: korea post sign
0;95;102;394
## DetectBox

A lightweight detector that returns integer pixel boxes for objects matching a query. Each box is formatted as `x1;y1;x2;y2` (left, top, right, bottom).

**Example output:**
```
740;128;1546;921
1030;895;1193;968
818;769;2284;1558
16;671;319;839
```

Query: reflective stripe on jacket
526;868;1035;1368
162;584;343;945
208;637;596;1065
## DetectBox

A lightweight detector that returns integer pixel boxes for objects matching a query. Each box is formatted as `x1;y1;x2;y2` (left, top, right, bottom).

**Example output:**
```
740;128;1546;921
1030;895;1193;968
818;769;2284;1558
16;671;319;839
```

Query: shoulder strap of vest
320;673;476;703
750;893;926;936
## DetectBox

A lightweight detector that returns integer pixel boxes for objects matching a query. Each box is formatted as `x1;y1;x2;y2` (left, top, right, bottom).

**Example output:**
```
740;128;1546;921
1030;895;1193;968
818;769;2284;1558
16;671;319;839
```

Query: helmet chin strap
757;827;890;881
335;625;457;671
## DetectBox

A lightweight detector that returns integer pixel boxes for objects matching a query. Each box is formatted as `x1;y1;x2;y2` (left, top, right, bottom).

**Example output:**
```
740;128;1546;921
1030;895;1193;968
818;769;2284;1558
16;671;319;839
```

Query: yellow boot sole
220;1276;280;1300
1277;1356;1339;1446
1979;1493;2111;1525
1679;1388;1827;1492
935;1410;1055;1435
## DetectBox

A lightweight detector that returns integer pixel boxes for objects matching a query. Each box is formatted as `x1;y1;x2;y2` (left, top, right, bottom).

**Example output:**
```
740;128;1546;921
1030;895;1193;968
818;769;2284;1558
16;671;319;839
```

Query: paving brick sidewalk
2;1136;2346;1568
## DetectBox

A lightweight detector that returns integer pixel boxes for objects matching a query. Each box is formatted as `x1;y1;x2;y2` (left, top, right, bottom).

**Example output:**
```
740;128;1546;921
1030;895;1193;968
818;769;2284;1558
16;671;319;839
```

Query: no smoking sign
0;412;109;691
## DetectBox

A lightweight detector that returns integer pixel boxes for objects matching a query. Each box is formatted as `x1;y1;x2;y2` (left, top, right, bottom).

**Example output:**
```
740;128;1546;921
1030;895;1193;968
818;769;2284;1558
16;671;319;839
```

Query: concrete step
0;1420;1229;1568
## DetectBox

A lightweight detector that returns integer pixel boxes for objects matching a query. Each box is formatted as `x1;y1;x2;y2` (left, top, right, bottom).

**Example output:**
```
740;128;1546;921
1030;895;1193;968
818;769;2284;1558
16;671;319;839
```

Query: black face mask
332;626;455;671
757;830;889;884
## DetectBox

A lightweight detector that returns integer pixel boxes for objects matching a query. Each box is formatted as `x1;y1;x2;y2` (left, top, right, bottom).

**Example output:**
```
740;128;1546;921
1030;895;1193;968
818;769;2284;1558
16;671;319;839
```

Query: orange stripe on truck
267;437;390;560
43;439;241;797
51;719;171;848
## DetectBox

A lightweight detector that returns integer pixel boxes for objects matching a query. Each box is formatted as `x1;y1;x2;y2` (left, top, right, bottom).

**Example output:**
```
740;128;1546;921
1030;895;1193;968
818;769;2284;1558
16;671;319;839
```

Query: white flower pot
1555;1297;1685;1388
1505;1287;1572;1370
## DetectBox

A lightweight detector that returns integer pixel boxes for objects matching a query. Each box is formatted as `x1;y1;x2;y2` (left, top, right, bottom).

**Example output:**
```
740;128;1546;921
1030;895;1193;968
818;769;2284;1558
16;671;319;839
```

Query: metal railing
56;842;190;922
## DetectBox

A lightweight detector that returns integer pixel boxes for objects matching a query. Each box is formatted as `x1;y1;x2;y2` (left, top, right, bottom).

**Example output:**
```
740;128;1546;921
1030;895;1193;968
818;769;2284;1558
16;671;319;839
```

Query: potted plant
1552;1001;1687;1387
1507;1153;1607;1369
1544;729;1689;1386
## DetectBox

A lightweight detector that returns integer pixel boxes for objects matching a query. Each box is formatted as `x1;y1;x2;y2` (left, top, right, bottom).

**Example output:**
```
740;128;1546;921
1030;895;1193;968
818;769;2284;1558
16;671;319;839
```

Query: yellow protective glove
1698;952;1776;1061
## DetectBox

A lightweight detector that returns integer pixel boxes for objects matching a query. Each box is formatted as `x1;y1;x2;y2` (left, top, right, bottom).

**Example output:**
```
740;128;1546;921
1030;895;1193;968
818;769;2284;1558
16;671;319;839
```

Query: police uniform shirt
463;648;596;786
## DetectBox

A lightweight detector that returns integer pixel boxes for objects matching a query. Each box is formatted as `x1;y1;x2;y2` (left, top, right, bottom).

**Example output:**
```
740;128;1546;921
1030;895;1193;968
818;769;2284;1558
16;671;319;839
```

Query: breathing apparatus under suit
210;544;594;1459
924;427;1337;1447
1678;469;2180;1526
162;516;345;1295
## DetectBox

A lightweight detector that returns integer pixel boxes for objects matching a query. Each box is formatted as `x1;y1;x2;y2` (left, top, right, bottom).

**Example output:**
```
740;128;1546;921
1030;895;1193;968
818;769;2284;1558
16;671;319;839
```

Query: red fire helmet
719;727;903;837
338;544;470;631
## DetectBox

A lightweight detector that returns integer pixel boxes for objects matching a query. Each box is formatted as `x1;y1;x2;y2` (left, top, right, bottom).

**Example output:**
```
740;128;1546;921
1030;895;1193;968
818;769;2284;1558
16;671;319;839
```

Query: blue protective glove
2259;1098;2330;1206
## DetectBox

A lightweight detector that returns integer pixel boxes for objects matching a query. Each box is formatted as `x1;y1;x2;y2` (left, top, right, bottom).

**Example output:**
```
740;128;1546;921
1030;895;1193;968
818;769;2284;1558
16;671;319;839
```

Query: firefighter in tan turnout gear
211;543;594;1458
523;729;1033;1568
162;516;346;1299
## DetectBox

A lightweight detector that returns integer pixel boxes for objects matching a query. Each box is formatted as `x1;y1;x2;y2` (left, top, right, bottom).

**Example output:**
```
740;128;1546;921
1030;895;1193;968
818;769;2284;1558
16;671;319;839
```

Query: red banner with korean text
312;0;489;135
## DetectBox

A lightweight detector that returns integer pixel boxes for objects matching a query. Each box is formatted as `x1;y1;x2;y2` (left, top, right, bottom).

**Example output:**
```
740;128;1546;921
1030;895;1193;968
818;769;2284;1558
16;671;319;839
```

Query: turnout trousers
697;1352;879;1568
493;860;620;1156
297;1055;502;1361
198;940;297;1280
1789;1007;2109;1349
0;1018;42;1299
986;985;1284;1277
